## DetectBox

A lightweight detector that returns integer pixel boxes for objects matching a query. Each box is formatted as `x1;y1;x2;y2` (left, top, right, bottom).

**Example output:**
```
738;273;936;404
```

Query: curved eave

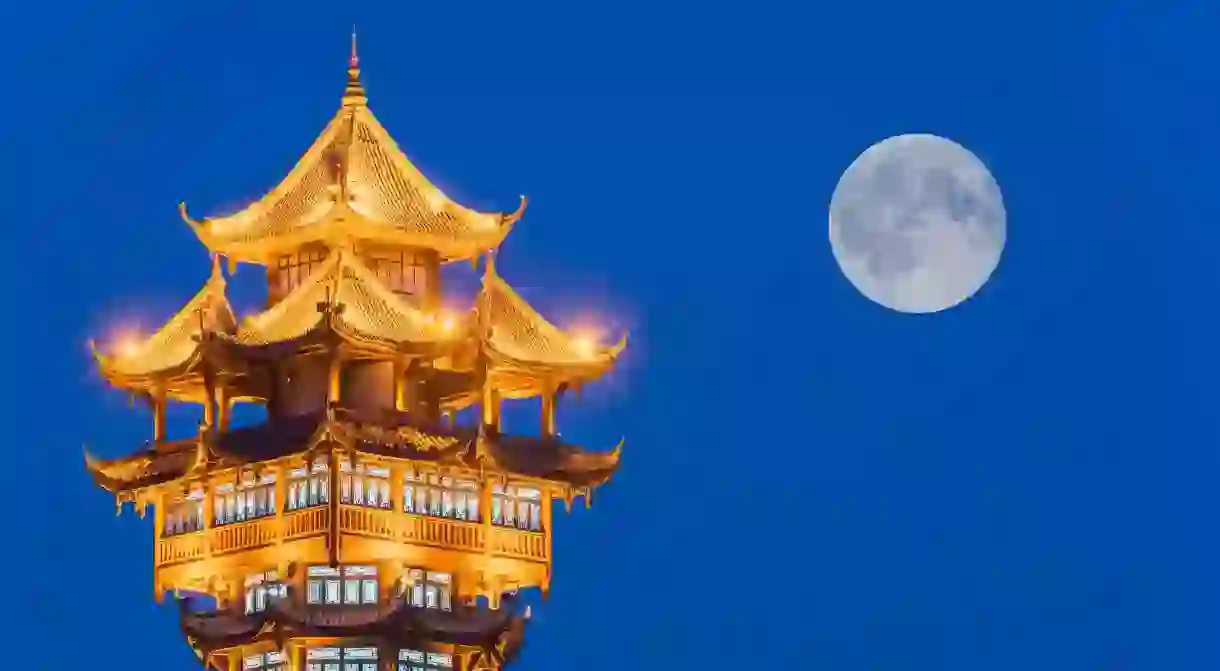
220;318;455;363
488;436;623;488
204;413;620;489
483;331;627;397
93;346;211;395
84;441;201;494
189;208;516;266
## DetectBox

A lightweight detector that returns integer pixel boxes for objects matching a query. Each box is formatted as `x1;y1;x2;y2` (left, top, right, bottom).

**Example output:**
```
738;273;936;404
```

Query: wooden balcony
155;505;548;569
157;530;207;566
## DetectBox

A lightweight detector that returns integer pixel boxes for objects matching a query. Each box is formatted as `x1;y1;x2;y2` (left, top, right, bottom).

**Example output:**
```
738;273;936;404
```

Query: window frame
340;461;393;510
243;651;287;671
397;649;453;671
305;565;379;606
306;647;378;671
244;571;286;614
213;473;277;527
403;469;480;523
492;483;544;532
286;459;330;511
162;489;205;537
399;568;453;611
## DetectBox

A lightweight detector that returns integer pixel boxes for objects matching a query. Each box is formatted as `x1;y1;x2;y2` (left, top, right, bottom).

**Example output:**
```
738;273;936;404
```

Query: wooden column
274;464;288;576
327;351;343;409
151;391;167;443
541;388;557;438
393;358;408;412
541;486;554;598
154;490;166;541
481;386;500;431
481;477;494;558
201;482;214;561
217;385;231;432
415;361;435;422
327;448;341;567
390;463;405;513
203;384;216;428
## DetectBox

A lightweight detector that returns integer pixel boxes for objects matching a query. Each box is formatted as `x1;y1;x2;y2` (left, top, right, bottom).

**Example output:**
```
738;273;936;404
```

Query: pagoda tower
85;35;626;671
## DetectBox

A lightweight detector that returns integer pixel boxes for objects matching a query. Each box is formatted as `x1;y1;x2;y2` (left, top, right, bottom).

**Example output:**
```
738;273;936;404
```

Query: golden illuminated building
86;34;626;671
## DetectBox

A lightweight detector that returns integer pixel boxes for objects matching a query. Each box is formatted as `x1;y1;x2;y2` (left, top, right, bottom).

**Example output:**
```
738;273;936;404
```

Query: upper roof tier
91;258;235;397
178;43;525;266
226;247;451;350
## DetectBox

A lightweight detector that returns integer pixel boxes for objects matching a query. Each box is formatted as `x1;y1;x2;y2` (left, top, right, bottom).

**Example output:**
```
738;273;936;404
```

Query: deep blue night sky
4;1;1219;669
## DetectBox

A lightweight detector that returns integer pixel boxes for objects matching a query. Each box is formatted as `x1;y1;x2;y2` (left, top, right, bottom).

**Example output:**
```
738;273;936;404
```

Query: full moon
828;133;1006;314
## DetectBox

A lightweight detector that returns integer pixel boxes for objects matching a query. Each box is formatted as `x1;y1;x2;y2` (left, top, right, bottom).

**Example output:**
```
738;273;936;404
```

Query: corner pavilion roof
91;258;235;394
178;44;524;266
477;255;627;397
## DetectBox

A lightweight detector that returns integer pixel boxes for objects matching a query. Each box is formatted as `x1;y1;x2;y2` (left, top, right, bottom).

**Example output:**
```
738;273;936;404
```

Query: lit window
362;248;428;298
214;473;277;526
244;651;286;671
340;462;392;510
306;565;378;606
404;469;479;522
244;572;286;614
399;569;452;611
162;489;205;537
307;647;376;671
492;484;543;531
275;248;329;299
286;459;329;511
397;649;452;671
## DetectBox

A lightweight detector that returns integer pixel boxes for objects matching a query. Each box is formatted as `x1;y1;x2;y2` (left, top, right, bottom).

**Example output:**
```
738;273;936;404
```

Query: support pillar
151;391;167;443
541;388;557;439
327;448;341;567
274;464;287;575
327;351;343;410
481;386;500;432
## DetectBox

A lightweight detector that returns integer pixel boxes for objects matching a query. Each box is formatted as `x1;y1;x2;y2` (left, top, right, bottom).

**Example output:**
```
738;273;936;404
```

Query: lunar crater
829;133;1006;314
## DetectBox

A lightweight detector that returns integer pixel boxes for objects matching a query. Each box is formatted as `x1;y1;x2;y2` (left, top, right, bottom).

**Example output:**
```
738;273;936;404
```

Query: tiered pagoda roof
92;36;624;405
177;41;525;266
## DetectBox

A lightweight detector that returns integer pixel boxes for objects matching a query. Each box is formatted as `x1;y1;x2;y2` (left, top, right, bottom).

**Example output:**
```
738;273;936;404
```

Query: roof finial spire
342;26;367;107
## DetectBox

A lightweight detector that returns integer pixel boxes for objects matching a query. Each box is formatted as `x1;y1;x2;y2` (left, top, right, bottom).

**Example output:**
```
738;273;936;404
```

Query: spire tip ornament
342;26;367;107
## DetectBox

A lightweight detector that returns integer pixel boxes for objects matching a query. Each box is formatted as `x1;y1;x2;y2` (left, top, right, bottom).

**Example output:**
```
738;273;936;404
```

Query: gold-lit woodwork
86;33;624;671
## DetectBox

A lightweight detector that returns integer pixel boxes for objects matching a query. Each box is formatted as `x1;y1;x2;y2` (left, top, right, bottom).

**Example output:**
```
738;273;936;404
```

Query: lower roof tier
85;409;621;496
181;593;526;669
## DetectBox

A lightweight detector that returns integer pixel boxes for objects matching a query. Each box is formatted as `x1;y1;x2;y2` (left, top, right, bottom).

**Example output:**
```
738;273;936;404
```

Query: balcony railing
155;505;547;568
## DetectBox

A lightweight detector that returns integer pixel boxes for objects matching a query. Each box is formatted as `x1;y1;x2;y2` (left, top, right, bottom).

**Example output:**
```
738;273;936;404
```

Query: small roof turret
91;257;235;399
225;248;454;351
477;254;627;398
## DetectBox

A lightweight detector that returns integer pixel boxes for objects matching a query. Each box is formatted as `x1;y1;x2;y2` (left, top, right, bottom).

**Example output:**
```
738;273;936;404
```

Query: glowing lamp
572;335;597;357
